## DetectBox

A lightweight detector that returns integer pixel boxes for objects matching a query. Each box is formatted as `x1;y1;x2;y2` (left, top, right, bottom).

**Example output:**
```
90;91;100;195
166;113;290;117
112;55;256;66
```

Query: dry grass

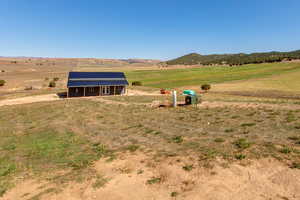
1;97;299;195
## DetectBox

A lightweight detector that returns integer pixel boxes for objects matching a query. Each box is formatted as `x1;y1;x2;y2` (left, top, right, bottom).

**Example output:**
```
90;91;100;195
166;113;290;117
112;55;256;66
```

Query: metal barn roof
67;72;128;87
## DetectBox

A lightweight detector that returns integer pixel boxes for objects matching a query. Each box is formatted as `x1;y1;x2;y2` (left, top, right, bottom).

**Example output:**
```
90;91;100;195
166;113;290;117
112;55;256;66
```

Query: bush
53;77;59;81
233;138;252;149
132;81;142;86
214;138;225;143
48;81;56;88
172;136;183;143
201;84;211;92
0;80;6;86
235;154;246;160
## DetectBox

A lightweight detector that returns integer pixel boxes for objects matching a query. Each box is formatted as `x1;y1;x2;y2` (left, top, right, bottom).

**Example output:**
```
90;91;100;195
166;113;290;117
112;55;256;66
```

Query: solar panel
67;72;129;87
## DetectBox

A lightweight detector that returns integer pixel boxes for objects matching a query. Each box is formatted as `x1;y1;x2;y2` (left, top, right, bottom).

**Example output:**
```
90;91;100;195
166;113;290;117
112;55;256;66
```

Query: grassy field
1;60;300;198
1;98;300;196
126;62;300;89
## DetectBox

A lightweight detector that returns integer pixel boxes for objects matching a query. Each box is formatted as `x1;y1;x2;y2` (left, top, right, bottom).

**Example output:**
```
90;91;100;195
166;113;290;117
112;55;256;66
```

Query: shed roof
67;72;128;87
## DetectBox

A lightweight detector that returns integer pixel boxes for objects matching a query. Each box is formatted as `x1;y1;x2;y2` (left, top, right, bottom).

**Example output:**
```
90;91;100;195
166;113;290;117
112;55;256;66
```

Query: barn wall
68;87;84;97
68;85;126;97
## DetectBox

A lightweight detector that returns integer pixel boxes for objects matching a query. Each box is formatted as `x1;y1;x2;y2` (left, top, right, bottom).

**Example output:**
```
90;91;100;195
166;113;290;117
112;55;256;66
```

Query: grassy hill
166;50;300;65
126;62;300;89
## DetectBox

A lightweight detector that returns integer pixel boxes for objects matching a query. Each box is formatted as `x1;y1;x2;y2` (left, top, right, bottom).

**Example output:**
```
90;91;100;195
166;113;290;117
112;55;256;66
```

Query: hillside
166;50;300;66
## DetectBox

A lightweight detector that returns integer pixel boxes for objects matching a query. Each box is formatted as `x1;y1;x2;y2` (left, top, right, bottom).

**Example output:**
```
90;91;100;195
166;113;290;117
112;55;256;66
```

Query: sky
0;0;300;60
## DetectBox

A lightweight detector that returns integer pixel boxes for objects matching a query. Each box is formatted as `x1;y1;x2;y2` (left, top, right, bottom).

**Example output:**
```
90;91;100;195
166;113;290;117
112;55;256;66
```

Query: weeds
171;191;178;197
241;123;256;127
233;138;252;149
225;128;234;133
235;154;246;160
126;144;139;152
172;136;183;144
147;177;161;184
214;138;225;143
279;147;292;154
92;175;109;189
290;162;300;169
182;165;194;171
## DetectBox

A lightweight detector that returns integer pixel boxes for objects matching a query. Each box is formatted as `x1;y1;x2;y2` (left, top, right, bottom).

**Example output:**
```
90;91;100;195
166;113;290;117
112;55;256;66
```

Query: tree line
166;50;300;66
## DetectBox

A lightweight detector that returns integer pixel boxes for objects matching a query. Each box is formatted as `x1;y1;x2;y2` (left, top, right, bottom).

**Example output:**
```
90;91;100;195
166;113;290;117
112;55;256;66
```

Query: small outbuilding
67;72;128;97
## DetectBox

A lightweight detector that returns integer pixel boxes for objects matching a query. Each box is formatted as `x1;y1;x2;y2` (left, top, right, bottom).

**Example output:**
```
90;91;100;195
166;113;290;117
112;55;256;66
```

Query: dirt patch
0;94;61;107
0;89;158;107
2;156;300;200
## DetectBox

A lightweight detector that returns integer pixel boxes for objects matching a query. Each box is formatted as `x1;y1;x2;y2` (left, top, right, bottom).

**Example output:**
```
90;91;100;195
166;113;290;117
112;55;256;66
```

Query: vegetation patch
172;136;183;144
126;144;140;152
147;177;161;185
92;175;109;189
214;138;225;143
182;165;194;171
290;162;300;169
235;154;246;160
279;147;292;154
233;138;252;150
0;80;5;87
171;191;178;197
241;123;256;127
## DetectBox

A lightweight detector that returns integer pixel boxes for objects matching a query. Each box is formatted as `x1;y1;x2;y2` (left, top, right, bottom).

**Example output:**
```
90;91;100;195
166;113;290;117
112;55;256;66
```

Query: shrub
279;147;292;154
170;192;178;197
48;81;56;88
235;154;246;160
0;187;6;197
291;162;300;169
172;136;183;143
147;177;161;184
241;123;256;127
225;128;234;133
0;80;6;86
53;77;59;81
201;84;211;92
132;81;142;86
126;144;139;152
214;138;225;143
233;138;252;149
182;165;193;171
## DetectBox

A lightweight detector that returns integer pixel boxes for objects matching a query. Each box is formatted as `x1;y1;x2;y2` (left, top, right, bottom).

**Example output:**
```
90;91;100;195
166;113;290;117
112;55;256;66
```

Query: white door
102;86;110;95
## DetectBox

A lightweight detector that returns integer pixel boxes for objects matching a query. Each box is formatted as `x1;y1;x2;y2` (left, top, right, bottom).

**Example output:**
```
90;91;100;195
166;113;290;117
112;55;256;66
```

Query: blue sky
0;0;300;60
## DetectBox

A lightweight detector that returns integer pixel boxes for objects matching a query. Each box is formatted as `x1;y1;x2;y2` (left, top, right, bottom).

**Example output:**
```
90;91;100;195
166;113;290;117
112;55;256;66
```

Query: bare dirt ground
2;155;300;200
0;94;61;107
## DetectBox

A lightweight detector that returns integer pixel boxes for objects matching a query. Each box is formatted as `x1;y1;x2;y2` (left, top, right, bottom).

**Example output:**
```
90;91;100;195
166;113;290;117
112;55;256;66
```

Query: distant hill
166;50;300;66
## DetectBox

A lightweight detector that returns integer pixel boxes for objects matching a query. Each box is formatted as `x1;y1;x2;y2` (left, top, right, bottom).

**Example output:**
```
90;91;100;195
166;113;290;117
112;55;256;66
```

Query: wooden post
67;88;69;98
84;87;86;97
114;86;116;95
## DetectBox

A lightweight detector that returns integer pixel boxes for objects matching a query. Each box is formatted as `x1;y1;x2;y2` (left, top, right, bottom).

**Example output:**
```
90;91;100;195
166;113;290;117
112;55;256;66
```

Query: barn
67;72;129;97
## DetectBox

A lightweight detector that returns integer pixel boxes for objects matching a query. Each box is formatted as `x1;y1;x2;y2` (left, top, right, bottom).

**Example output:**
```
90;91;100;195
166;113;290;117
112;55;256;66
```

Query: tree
0;80;6;86
201;84;211;92
48;81;56;88
132;81;142;86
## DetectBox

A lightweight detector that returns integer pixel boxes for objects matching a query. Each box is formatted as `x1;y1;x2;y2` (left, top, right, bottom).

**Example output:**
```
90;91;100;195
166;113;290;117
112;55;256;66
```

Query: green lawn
125;62;300;88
